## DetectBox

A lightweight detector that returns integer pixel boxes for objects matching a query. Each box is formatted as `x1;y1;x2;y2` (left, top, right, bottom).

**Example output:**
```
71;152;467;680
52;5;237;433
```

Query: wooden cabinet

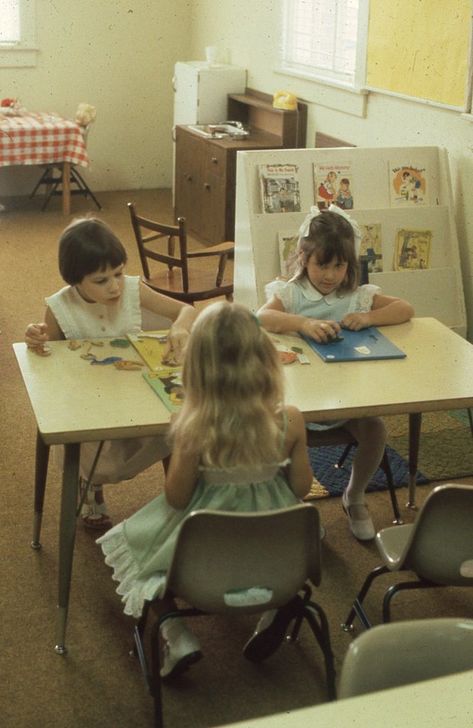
174;90;307;243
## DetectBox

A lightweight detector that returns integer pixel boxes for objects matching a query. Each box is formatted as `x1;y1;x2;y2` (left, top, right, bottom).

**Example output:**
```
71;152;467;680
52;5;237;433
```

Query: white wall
2;0;473;338
0;0;191;195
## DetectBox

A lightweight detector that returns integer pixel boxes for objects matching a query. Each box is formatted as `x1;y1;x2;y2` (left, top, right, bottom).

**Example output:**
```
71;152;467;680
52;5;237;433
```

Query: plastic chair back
165;504;321;614
401;484;473;585
339;618;473;697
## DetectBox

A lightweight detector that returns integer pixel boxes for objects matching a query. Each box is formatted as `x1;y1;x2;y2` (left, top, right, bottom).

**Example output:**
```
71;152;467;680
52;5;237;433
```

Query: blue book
301;326;406;363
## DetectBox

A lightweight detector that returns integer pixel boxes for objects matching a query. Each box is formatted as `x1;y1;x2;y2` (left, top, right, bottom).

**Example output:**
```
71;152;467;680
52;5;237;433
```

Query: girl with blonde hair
98;301;313;679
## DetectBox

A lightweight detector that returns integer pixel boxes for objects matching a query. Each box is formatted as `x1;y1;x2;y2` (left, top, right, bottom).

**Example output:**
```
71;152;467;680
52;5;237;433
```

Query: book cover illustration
278;231;299;278
359;223;383;273
259;163;301;213
390;165;427;205
313;161;354;210
143;371;184;413
127;331;180;373
393;229;432;270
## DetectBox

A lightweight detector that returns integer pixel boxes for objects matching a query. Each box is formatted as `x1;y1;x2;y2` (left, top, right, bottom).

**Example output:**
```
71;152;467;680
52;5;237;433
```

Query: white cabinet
173;61;247;126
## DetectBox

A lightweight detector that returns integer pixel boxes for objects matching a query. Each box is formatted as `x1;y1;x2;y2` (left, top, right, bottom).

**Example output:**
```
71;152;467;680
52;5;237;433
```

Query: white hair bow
297;204;361;256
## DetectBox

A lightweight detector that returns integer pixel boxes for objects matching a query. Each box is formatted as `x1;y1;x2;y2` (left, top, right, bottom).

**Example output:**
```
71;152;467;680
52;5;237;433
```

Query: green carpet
385;409;473;481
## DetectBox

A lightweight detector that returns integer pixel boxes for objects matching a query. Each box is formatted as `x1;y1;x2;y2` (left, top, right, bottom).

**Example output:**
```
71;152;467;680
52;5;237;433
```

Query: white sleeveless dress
46;275;170;483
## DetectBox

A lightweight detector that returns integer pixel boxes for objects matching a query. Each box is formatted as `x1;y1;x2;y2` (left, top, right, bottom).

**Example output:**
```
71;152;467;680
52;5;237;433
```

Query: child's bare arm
341;294;415;330
285;406;313;498
258;296;340;342
164;445;200;509
25;307;64;348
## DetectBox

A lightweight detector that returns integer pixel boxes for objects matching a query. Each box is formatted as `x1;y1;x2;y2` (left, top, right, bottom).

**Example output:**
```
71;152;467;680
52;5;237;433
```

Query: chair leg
216;253;229;287
382;579;437;623
380;449;403;524
341;564;388;632
335;443;352;469
303;602;337;700
30;166;52;198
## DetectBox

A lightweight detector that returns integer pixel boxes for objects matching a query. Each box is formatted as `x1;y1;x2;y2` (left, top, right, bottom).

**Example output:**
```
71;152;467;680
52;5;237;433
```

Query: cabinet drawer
203;144;227;178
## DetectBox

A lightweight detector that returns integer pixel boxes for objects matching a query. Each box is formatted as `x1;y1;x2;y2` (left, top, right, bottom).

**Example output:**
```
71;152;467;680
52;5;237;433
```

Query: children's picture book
359;223;383;273
143;371;184;412
301;327;406;363
313;161;354;210
278;231;299;278
390;164;427;205
259;164;301;213
393;229;432;270
127;331;180;373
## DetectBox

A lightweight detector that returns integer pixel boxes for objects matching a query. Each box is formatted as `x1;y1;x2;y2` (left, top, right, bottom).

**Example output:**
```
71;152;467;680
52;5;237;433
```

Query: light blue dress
265;277;381;431
97;423;300;618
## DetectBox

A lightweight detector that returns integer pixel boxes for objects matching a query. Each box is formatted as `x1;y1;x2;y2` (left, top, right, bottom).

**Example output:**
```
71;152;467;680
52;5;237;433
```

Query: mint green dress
97;433;299;618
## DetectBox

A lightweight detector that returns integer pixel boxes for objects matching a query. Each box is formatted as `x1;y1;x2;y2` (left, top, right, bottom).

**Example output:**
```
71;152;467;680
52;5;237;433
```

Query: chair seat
377;523;414;569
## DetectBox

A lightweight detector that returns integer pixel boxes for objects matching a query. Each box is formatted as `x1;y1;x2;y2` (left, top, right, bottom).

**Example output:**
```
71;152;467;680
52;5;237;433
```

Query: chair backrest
400;483;473;585
339;618;473;697
128;201;190;291
165;504;322;614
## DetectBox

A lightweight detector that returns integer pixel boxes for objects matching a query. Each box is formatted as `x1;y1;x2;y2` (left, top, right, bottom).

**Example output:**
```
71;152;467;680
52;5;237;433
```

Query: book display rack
233;146;466;336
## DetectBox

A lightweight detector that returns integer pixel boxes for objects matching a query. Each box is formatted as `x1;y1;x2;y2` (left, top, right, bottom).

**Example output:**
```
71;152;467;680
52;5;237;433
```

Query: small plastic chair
341;483;473;631
132;504;336;727
339;618;473;698
128;202;234;304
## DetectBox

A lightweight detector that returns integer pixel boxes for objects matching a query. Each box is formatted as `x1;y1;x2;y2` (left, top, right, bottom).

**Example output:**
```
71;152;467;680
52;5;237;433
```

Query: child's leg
343;417;386;502
341;417;386;540
155;597;202;680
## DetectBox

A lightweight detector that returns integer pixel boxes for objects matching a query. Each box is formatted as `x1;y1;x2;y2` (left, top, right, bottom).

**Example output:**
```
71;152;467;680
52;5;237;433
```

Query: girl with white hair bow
258;205;414;541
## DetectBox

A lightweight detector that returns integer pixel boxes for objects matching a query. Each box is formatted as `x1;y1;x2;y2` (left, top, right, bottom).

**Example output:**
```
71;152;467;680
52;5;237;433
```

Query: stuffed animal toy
75;103;96;127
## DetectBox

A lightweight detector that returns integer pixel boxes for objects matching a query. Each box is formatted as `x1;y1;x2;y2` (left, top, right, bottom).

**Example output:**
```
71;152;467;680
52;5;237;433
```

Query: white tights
343;417;387;505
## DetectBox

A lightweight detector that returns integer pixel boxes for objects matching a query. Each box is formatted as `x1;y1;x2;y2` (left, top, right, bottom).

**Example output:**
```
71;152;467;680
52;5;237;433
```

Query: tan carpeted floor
1;190;472;728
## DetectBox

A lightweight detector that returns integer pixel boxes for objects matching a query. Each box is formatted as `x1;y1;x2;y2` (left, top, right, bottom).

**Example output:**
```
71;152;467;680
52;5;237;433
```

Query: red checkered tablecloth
0;111;89;167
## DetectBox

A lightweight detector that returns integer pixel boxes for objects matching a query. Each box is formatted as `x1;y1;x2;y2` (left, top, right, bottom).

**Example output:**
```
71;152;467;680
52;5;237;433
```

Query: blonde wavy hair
170;301;285;468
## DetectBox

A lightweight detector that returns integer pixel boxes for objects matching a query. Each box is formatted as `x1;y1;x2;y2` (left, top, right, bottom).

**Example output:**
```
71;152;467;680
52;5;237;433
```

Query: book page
389;164;427;206
359;222;383;273
313;161;354;209
393;229;432;270
259;163;301;213
127;331;180;373
278;231;299;278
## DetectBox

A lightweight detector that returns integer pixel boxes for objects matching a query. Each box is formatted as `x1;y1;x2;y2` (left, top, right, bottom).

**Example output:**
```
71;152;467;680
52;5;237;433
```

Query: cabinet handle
186;175;192;182
204;182;211;190
211;157;218;164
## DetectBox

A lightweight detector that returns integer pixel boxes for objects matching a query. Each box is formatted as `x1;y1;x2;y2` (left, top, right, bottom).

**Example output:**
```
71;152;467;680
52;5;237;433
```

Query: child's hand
163;326;189;365
25;322;49;349
340;312;371;331
299;318;341;343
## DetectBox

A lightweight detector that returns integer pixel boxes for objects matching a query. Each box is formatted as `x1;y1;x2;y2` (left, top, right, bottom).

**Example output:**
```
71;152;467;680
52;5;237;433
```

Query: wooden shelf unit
174;90;307;243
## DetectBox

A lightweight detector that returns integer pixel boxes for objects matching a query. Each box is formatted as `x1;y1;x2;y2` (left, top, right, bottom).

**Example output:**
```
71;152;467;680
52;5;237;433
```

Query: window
0;0;37;67
281;0;368;91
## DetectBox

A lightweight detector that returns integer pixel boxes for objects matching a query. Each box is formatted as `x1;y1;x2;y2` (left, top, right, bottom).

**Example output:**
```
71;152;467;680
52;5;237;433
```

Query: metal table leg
32;430;50;550
55;442;80;655
407;412;422;509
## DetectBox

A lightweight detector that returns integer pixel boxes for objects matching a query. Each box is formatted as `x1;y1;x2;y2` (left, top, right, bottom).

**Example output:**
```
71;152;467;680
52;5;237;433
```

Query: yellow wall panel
367;0;471;107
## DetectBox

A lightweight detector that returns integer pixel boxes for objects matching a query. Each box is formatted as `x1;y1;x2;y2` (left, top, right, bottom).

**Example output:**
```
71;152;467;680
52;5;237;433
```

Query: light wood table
217;668;473;728
13;338;172;653
13;317;473;652
278;316;473;506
